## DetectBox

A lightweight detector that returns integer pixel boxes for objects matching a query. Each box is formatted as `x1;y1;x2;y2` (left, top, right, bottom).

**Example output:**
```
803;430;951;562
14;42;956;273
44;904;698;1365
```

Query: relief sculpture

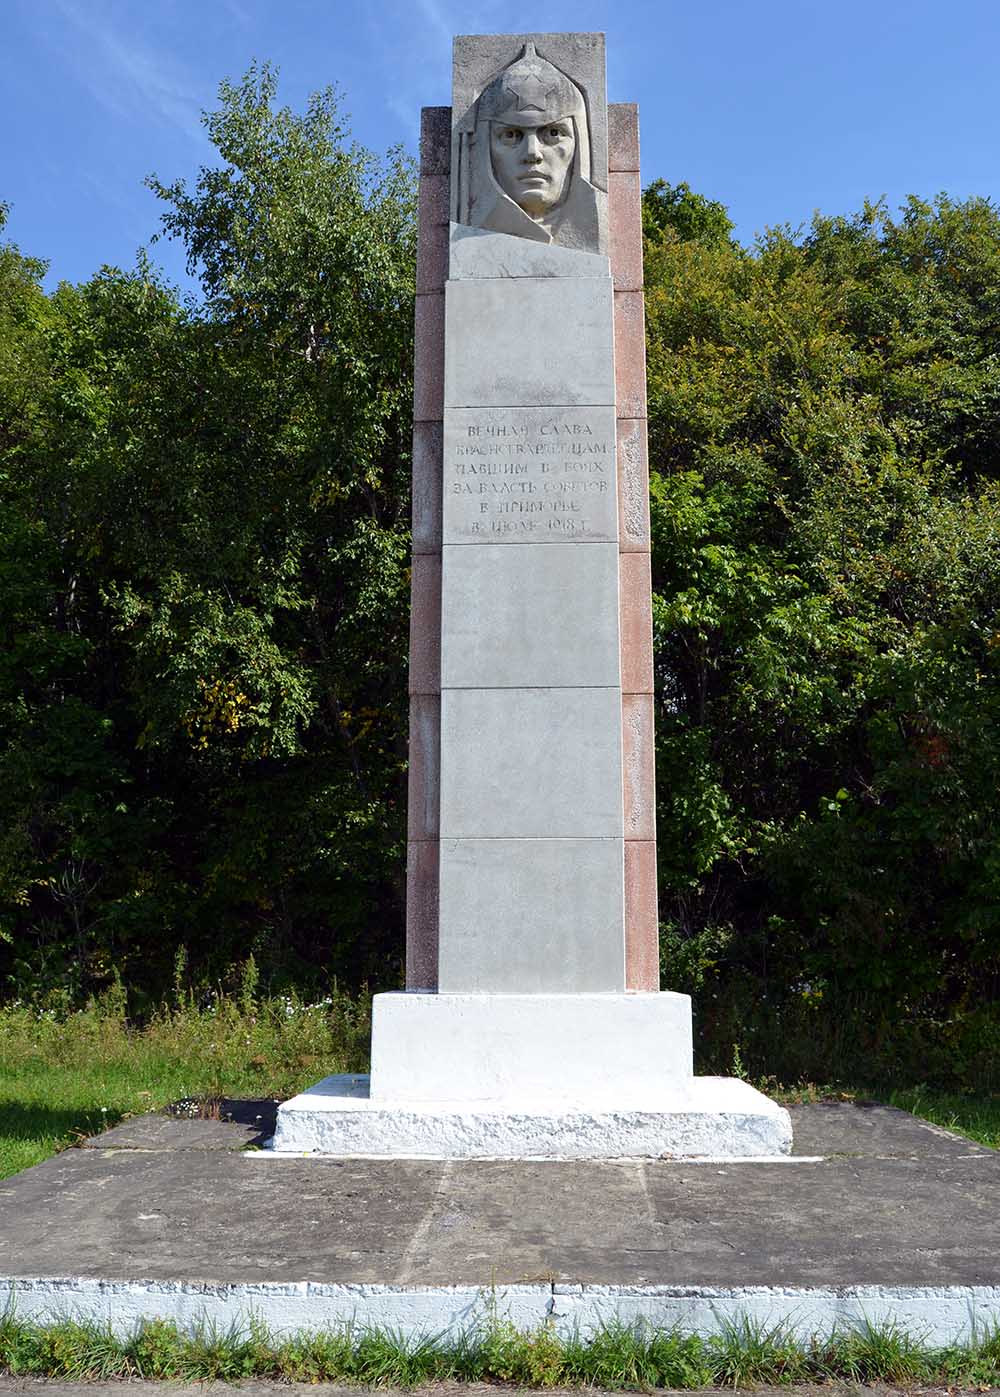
454;42;606;253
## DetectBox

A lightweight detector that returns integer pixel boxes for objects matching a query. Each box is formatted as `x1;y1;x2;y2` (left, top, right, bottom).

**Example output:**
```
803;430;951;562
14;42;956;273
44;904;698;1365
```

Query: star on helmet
503;57;557;113
477;42;585;129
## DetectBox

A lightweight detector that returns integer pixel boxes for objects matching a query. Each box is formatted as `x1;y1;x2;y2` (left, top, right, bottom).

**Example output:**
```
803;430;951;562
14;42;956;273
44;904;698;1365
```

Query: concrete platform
1;1103;999;1343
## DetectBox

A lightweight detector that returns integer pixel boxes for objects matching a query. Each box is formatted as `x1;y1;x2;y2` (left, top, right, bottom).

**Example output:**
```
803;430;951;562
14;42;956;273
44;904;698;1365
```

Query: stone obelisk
272;33;790;1158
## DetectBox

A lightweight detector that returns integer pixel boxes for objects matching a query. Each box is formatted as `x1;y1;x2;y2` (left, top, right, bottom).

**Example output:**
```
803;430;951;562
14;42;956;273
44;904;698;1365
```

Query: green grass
886;1084;1000;1148
769;1078;1000;1151
2;981;998;1181
0;979;370;1180
1;1311;1000;1387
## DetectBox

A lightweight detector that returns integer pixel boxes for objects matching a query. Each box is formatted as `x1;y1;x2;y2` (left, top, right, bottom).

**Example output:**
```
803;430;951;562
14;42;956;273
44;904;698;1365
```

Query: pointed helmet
455;40;604;252
475;43;591;177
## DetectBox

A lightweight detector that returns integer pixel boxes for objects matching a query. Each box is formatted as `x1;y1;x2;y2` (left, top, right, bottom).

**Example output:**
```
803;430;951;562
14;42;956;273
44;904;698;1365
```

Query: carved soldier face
490;118;576;220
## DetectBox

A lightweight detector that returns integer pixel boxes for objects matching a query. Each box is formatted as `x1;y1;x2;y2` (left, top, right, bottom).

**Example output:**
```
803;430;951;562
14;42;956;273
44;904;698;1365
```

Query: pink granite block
620;550;654;695
608;103;640;173
609;170;643;293
416;175;450;294
622;691;656;842
411;420;443;554
615;290;647;420
413;292;445;423
617;417;650;551
625;840;660;991
419;173;450;226
407;693;440;841
420;107;451;176
408;552;441;695
406;839;439;990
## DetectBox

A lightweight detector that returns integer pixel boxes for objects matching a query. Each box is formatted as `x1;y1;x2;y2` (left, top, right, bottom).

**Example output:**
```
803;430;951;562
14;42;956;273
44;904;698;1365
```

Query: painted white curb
3;1276;1000;1347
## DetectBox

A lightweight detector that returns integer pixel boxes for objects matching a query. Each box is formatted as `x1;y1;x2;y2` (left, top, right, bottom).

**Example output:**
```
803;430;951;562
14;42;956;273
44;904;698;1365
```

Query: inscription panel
443;405;619;544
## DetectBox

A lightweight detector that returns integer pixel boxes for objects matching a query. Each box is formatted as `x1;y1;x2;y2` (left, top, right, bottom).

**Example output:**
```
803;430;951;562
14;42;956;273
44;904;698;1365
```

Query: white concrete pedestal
271;992;791;1159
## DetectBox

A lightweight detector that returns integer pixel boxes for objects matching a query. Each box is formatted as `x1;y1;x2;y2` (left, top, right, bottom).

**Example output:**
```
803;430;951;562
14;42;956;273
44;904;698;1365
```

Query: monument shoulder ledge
449;223;610;280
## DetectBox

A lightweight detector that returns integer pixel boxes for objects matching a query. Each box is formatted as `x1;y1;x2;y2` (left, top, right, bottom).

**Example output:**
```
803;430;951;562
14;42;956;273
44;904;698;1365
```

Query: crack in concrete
397;1160;455;1284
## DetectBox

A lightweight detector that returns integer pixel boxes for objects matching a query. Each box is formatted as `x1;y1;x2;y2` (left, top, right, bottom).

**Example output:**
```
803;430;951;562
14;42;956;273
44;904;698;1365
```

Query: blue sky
4;0;1000;295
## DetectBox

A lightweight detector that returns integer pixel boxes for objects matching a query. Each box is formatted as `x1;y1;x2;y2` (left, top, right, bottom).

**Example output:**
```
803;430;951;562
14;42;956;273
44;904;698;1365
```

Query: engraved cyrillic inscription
443;406;619;542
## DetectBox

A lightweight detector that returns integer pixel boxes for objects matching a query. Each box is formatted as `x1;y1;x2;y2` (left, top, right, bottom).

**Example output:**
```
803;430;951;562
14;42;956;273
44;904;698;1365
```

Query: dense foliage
2;69;999;1085
0;69;416;1005
645;185;1000;1083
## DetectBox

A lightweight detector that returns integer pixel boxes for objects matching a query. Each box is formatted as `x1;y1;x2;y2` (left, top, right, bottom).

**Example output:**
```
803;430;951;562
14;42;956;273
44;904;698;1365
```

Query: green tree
0;69;417;1002
646;194;1000;1084
642;179;735;247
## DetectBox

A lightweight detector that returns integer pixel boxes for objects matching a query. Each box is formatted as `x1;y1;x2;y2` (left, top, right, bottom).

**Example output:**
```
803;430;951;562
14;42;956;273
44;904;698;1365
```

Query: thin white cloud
43;0;208;145
386;93;422;135
80;167;149;240
413;0;454;50
220;0;252;26
414;0;507;47
375;0;503;137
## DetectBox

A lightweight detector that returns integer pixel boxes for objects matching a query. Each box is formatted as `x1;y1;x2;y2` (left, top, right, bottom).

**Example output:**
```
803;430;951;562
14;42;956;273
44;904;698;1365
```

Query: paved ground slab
1;1104;998;1342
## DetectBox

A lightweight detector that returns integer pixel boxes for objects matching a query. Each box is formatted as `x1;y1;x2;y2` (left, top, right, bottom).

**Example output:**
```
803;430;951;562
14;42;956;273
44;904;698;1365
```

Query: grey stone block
439;686;623;839
445;277;614;409
7;1105;1000;1302
438;837;625;991
441;541;620;688
369;991;692;1101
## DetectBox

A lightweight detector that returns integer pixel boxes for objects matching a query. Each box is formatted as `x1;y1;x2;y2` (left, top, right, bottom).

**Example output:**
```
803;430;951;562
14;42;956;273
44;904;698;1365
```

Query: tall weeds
2;1311;1000;1388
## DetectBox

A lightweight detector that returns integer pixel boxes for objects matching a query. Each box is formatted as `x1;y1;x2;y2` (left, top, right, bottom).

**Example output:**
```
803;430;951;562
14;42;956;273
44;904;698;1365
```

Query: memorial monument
273;32;791;1158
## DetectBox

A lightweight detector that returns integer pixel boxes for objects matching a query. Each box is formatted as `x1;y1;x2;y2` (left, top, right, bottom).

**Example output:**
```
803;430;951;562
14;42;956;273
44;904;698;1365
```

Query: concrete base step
270;1072;792;1159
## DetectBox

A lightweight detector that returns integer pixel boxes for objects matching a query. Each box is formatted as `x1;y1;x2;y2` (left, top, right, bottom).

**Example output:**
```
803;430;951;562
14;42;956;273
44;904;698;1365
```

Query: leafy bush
646;188;1000;1083
0;68;415;1001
